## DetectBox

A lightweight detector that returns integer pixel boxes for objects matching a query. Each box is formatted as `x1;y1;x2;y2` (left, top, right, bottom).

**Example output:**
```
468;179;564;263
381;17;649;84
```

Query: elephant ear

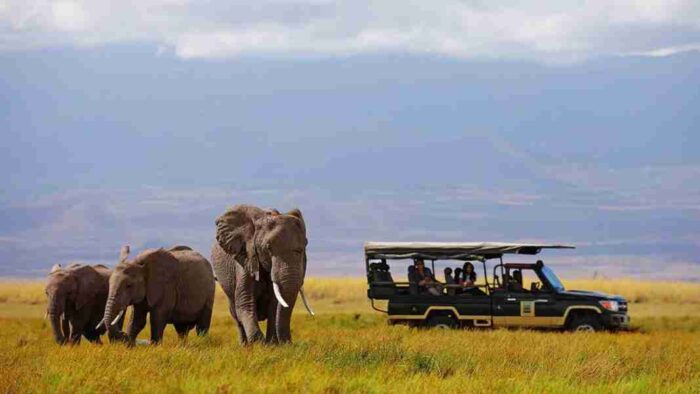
216;205;259;277
286;208;308;282
138;249;178;308
70;265;103;310
119;245;130;263
285;208;306;235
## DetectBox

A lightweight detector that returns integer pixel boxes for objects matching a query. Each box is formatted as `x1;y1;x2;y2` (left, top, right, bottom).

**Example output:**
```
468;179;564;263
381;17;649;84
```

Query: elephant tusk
273;282;289;308
111;309;125;326
299;287;315;317
44;312;48;320
95;320;105;330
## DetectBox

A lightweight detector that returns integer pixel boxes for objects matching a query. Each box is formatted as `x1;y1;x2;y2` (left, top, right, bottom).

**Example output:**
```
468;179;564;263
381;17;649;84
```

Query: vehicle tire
426;315;457;329
568;314;602;332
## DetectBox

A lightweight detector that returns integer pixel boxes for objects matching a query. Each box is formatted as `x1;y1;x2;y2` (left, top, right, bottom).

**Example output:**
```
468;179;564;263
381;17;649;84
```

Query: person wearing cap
409;259;442;296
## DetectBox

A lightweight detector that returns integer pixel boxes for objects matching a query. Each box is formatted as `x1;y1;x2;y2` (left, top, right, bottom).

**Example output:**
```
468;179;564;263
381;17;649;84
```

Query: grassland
1;278;699;393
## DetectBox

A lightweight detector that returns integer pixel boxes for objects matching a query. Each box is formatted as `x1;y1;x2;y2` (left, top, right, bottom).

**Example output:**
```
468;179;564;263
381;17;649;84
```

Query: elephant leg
174;323;189;339
83;308;106;344
196;306;212;336
127;303;148;345
68;327;82;345
218;274;247;344
84;332;102;344
68;312;89;345
108;310;127;343
228;302;247;345
149;309;167;344
221;281;247;344
234;268;264;343
265;297;278;344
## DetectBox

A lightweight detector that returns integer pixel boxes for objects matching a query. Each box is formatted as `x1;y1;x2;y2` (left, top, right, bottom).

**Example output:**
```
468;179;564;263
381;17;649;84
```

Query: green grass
1;278;699;393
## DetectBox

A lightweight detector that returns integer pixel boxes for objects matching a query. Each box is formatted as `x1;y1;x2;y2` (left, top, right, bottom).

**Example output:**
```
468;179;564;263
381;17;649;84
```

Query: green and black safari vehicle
365;242;630;332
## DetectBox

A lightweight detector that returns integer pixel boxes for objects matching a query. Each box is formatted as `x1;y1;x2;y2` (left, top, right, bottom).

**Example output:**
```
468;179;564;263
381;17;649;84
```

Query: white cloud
51;1;88;32
623;43;700;57
1;0;700;61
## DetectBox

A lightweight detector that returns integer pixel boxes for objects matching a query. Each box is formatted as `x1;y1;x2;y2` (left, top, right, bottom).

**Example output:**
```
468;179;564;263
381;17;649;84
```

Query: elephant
100;245;215;345
212;204;314;345
45;263;125;345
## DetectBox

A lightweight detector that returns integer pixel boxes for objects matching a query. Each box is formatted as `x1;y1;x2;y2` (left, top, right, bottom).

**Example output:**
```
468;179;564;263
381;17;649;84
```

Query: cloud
1;1;700;62
623;43;700;57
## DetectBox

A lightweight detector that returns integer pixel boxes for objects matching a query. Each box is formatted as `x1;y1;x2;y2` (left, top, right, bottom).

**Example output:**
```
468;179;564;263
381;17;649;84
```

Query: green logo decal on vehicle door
521;301;535;317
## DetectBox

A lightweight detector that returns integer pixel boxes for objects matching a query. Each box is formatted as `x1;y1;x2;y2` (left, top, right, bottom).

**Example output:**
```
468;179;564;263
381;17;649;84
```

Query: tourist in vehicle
453;268;463;285
444;267;454;284
461;262;477;288
444;267;456;295
509;269;524;291
409;259;442;296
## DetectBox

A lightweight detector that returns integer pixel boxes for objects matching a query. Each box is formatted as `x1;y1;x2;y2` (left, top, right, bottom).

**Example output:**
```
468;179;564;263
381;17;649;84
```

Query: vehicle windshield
540;265;565;292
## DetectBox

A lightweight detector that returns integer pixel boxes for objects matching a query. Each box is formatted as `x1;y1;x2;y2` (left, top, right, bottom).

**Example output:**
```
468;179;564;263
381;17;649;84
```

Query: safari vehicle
365;242;630;332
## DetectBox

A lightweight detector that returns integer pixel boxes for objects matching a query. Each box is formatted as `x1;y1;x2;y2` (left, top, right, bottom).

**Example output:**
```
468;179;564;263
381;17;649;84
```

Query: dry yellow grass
5;277;698;309
562;278;700;304
1;278;699;393
0;280;46;305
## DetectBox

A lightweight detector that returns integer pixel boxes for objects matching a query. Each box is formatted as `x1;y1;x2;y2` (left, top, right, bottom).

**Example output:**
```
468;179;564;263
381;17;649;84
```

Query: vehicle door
501;268;557;327
490;287;511;327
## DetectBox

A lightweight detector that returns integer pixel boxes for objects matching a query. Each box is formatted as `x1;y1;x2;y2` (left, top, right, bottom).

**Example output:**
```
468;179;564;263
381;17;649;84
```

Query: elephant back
169;245;193;252
170;249;216;314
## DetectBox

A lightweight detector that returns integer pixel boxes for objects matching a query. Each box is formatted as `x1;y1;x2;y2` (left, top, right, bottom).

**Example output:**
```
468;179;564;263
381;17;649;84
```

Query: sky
1;1;699;279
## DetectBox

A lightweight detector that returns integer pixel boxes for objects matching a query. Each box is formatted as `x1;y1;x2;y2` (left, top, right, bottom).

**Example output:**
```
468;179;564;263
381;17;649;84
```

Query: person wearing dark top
461;262;477;288
454;268;463;285
408;259;442;295
509;269;524;291
444;267;456;296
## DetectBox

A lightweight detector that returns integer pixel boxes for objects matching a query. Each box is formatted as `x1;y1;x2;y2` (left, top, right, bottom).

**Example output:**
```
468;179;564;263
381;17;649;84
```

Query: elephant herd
44;204;314;346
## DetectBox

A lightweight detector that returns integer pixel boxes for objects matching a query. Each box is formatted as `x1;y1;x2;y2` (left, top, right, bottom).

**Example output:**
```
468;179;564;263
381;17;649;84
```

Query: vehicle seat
368;261;396;299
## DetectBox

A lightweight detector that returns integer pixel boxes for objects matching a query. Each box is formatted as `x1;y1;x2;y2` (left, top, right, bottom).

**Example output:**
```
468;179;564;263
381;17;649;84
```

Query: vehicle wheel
569;314;602;332
426;315;457;329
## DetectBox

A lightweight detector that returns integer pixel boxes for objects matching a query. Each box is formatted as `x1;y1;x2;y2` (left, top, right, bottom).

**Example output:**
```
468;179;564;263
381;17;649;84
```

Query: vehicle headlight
599;300;619;312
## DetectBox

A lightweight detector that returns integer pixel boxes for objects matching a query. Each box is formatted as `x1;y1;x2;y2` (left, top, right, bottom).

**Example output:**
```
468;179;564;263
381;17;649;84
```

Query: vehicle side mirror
530;282;538;292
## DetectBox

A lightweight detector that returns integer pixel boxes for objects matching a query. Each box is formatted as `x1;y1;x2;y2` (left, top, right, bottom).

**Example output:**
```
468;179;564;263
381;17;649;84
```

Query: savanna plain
1;278;699;393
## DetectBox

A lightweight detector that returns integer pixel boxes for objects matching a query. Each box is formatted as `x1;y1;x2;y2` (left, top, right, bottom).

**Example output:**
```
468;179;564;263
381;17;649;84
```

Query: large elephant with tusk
45;263;125;345
100;245;215;345
212;204;314;344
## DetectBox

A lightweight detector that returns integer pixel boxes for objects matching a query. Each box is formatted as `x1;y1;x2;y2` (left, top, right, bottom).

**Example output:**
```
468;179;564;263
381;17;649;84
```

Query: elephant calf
101;245;215;345
45;263;125;345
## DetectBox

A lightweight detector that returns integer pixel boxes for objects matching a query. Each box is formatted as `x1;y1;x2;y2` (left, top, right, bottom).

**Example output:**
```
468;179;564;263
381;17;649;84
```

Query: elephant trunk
47;293;66;344
272;270;302;343
101;295;119;331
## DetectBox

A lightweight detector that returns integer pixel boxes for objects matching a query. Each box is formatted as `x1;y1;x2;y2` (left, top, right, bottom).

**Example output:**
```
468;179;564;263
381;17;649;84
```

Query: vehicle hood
559;290;626;302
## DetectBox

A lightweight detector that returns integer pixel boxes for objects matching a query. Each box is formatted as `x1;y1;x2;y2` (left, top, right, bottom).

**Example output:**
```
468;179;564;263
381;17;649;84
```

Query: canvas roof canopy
364;242;575;261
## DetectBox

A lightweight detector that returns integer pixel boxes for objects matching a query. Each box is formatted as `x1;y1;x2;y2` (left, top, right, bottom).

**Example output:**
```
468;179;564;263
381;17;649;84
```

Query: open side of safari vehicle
365;242;630;332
